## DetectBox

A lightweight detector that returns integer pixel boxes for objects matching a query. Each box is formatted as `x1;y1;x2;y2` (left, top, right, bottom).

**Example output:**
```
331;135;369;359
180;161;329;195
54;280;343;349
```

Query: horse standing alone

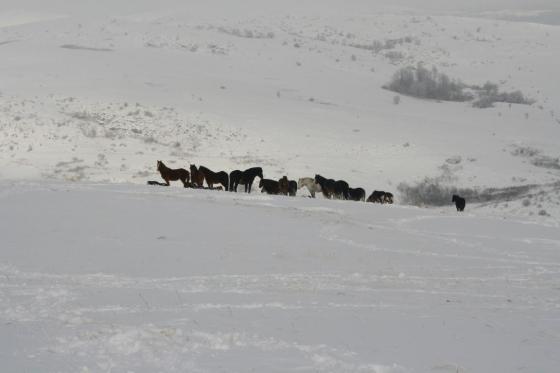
452;194;466;211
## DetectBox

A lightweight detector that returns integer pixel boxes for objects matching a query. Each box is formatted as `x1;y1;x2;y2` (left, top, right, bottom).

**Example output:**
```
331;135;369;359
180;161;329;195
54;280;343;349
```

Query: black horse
231;167;263;193
314;174;335;199
288;180;297;197
198;165;229;191
229;170;243;192
333;180;350;200
383;192;394;204
452;194;466;211
367;190;386;204
259;178;280;195
348;187;366;201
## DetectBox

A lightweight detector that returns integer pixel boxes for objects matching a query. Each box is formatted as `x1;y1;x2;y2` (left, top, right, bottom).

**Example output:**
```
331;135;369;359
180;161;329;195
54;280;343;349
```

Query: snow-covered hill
1;181;559;372
1;2;560;372
1;0;560;219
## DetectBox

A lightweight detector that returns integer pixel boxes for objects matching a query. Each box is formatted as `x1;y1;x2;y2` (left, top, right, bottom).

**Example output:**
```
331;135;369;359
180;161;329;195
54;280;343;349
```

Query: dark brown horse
157;160;190;187
315;174;335;199
288;180;297;197
278;176;289;195
190;164;205;188
259;178;280;195
198;165;229;190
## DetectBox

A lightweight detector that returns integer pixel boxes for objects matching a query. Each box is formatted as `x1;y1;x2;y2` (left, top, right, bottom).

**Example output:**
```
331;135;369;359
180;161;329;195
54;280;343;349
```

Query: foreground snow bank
1;181;559;372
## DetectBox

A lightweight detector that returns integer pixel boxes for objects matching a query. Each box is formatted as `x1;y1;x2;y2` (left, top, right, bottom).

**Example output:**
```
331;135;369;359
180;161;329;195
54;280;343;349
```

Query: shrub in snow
385;66;534;107
397;176;537;207
472;82;534;108
384;64;471;102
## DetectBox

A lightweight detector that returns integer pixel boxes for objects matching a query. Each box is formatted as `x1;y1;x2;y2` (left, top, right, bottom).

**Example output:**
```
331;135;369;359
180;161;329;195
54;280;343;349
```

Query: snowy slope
1;181;559;372
1;0;560;219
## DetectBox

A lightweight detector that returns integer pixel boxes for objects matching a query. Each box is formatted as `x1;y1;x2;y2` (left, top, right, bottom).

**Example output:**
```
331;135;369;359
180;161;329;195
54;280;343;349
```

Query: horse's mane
198;165;211;174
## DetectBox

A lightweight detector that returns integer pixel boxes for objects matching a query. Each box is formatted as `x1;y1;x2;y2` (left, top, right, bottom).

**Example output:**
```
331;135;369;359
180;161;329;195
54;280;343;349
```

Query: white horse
298;177;322;198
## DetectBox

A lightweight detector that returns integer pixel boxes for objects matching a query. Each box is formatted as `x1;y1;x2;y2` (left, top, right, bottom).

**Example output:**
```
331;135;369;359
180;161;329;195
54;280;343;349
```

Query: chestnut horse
157;160;189;187
198;165;229;190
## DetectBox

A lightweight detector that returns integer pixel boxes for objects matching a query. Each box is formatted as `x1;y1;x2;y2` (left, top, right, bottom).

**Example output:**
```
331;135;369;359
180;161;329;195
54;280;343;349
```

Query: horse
288;180;297;197
383;192;394;204
367;190;385;204
190;164;205;188
229;170;243;192
348;187;366;202
333;180;350;200
157;160;190;187
314;174;335;199
298;177;321;198
236;167;264;193
452;194;465;211
259;178;280;195
278;176;290;195
198;165;229;190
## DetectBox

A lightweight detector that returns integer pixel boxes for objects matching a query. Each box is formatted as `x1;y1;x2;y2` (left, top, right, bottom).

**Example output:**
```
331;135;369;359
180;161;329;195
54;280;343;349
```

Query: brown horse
189;165;205;188
198;165;229;191
157;160;189;187
278;176;289;195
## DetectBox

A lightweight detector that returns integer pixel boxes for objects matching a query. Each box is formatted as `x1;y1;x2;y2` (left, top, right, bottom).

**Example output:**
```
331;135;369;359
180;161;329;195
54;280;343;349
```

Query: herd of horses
154;160;395;204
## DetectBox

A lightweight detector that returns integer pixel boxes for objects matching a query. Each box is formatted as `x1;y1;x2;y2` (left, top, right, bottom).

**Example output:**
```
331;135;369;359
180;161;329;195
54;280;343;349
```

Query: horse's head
257;168;263;179
157;160;162;171
452;194;458;202
314;174;321;183
190;164;197;172
259;179;264;188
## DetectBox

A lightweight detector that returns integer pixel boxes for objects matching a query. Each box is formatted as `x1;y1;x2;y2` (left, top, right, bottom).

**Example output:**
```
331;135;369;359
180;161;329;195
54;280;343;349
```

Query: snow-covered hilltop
1;1;559;372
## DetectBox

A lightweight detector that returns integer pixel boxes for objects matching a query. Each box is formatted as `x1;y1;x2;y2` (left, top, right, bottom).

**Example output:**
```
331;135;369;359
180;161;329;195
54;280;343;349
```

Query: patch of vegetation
472;82;534;108
383;64;472;102
385;64;534;108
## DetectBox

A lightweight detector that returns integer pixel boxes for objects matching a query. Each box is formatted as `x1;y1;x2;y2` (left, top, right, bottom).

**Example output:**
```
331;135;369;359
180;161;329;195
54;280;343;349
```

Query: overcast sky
2;0;559;18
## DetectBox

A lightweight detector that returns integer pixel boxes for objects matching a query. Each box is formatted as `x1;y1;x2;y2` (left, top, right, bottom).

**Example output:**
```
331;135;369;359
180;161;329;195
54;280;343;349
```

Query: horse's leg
164;178;170;186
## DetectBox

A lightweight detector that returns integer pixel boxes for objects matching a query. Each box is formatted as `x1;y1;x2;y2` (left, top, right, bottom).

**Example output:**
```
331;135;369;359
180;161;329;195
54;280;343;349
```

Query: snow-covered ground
1;1;560;372
1;181;559;372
